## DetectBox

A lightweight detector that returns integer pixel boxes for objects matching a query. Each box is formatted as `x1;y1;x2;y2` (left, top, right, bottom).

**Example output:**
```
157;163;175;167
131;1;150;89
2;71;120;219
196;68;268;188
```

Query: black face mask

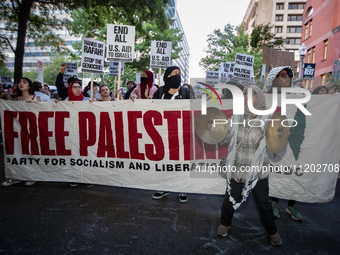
165;74;181;89
141;77;148;84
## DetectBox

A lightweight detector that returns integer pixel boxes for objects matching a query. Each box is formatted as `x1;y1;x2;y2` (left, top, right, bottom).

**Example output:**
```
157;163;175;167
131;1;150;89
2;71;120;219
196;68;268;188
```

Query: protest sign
107;24;135;62
63;63;78;83
205;71;220;85
263;46;295;73
37;61;44;85
228;62;235;78
233;53;255;80
219;62;230;83
150;41;172;69
109;62;125;77
81;37;105;74
303;63;316;80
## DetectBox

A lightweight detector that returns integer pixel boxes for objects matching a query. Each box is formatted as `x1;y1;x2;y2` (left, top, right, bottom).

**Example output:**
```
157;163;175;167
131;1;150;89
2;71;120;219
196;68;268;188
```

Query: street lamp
298;43;307;79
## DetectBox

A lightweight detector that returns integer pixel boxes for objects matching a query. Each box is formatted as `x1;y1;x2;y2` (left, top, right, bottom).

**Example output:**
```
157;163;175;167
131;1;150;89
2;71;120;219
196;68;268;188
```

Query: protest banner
109;62;125;77
303;63;316;80
106;24;135;62
63;63;78;83
81;37;105;74
37;61;44;85
150;41;172;69
1;95;339;202
233;53;254;80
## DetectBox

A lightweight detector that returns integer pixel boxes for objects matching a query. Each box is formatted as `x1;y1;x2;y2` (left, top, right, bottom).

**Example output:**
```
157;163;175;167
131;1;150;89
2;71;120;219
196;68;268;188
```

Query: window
307;49;311;63
309;20;312;36
312;47;315;63
275;15;283;21
32;52;40;56
307;7;313;17
305;23;309;39
276;3;284;10
24;52;32;57
323;40;328;59
288;15;303;21
321;74;326;86
288;3;305;9
275;26;282;33
287;26;302;33
287;38;301;45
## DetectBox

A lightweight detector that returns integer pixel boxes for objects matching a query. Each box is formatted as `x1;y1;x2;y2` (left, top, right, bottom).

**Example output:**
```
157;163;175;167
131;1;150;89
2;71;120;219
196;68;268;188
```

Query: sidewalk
1;152;339;254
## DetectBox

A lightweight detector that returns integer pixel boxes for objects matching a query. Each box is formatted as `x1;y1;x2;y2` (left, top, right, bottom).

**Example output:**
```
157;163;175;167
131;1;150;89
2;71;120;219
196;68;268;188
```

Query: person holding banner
64;79;89;101
130;70;157;100
152;66;190;203
217;85;282;246
2;77;40;187
124;81;136;100
263;66;303;222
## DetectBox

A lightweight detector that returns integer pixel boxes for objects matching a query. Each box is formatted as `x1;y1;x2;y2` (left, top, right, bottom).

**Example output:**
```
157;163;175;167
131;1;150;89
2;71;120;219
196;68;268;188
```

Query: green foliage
43;55;67;85
200;23;287;80
250;24;286;51
0;65;13;77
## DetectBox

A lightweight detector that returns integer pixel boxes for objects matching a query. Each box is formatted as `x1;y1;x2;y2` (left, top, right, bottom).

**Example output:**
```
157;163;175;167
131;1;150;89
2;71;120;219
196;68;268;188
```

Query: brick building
302;0;340;90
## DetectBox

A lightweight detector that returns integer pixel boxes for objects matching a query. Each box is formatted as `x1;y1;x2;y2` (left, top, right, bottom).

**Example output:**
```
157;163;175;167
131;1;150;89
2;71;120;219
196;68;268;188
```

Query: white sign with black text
233;53;254;80
150;41;172;69
109;62;125;77
81;37;105;74
107;24;135;62
63;63;78;83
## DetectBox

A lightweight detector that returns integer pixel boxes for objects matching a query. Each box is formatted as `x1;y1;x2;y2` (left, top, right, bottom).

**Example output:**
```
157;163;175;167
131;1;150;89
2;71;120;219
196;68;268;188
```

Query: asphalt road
1;150;339;255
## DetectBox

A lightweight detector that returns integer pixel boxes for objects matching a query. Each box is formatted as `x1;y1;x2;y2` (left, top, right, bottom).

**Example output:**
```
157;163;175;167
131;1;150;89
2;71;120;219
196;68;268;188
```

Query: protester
0;84;10;100
293;79;304;88
99;85;114;101
263;66;303;221
221;80;244;99
217;85;282;246
312;86;328;94
151;66;190;203
83;81;100;100
55;63;69;100
33;82;52;102
182;84;196;99
2;77;40;187
64;79;89;101
43;84;51;96
130;70;157;100
124;80;136;100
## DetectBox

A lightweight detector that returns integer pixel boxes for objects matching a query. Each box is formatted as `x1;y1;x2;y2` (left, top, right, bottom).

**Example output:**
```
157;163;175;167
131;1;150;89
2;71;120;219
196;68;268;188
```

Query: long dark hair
312;86;328;94
16;77;34;96
183;84;196;99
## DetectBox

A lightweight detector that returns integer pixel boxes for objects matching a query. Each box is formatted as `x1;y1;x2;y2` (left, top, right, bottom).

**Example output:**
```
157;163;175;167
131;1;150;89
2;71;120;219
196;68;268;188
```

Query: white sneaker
25;181;36;186
2;179;21;187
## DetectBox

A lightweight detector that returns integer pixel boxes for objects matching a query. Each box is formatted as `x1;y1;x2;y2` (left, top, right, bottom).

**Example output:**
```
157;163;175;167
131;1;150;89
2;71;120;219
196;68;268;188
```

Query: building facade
302;0;340;90
167;0;190;84
242;0;306;70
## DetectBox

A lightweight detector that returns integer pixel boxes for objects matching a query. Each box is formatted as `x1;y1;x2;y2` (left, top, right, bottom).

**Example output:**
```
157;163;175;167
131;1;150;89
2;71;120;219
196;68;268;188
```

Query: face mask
141;77;148;84
166;74;181;89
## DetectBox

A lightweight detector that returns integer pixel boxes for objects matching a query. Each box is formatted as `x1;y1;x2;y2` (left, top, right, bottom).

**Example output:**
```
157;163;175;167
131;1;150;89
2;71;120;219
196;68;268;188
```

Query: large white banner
150;41;172;69
81;37;105;74
107;24;135;62
1;95;339;202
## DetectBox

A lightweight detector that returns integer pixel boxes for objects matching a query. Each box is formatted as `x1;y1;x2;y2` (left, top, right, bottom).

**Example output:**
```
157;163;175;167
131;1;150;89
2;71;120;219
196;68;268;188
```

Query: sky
176;0;250;78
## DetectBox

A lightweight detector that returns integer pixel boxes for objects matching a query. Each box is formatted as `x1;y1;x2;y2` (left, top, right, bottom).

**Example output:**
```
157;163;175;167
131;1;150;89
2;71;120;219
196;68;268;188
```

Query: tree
199;23;286;79
0;0;169;80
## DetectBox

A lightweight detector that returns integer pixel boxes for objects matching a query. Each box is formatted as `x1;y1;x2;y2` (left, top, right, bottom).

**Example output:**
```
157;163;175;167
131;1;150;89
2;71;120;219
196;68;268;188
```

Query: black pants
221;178;277;235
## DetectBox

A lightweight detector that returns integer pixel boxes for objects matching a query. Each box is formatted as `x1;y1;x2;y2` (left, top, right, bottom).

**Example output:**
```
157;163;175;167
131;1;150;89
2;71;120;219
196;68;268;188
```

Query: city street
1;151;339;254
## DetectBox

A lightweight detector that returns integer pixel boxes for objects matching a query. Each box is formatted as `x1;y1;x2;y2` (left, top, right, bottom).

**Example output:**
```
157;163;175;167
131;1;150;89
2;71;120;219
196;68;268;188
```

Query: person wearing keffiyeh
217;85;282;247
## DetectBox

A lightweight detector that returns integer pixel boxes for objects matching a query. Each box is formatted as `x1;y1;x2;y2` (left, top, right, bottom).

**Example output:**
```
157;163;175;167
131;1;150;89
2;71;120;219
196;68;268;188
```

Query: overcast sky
176;0;250;78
